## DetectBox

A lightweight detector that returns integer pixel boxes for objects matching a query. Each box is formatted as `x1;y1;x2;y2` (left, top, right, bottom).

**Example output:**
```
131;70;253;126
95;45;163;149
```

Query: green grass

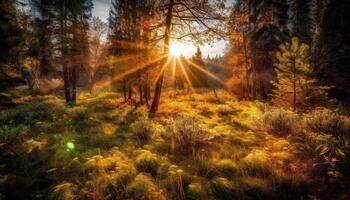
0;89;349;199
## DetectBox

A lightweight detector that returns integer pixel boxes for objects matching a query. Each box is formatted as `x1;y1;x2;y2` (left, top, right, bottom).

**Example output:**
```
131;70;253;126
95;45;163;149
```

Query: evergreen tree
189;47;207;88
0;0;25;91
273;37;328;110
252;0;290;99
314;0;350;104
290;0;312;44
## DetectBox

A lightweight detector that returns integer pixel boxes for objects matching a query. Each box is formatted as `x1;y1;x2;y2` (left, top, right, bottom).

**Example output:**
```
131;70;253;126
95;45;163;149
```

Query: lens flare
66;142;75;151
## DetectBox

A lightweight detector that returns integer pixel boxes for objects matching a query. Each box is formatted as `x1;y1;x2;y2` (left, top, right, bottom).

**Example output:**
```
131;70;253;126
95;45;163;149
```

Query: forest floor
0;87;349;200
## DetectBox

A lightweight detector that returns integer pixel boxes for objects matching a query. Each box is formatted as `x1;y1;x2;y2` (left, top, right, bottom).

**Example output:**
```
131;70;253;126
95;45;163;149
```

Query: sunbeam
177;57;194;91
187;60;226;86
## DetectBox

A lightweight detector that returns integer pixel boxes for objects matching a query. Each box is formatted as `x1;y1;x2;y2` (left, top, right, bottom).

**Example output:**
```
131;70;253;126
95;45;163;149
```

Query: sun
169;42;187;57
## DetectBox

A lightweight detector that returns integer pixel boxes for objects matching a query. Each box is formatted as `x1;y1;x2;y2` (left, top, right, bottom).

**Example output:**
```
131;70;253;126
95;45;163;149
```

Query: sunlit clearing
66;142;75;151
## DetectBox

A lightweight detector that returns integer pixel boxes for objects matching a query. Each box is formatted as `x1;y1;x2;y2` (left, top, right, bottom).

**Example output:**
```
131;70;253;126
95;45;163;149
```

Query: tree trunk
123;79;127;102
128;86;132;100
144;84;150;108
242;33;250;98
71;65;77;103
252;48;257;99
139;84;143;104
149;0;174;116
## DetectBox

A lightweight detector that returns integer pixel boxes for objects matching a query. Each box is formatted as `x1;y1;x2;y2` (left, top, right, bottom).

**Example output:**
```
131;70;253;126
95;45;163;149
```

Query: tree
290;0;312;44
252;0;290;99
313;0;350;104
30;0;55;77
149;0;226;115
37;0;93;103
89;16;107;93
273;37;328;110
227;0;289;99
108;0;156;104
0;0;25;91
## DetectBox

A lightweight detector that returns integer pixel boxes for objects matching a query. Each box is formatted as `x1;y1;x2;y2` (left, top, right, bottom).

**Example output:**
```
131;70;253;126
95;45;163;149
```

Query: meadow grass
0;89;349;199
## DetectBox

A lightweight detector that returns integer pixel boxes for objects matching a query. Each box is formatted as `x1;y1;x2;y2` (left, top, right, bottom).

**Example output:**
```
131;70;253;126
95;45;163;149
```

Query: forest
0;0;349;199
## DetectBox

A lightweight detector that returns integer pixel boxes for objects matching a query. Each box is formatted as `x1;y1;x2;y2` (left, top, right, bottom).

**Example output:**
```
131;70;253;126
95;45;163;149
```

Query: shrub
216;104;235;116
262;108;299;136
209;177;239;200
215;159;238;179
135;150;160;177
131;118;156;143
241;150;273;177
164;164;191;200
0;124;29;145
127;173;166;200
242;177;270;199
52;182;77;200
186;182;207;200
305;108;350;137
194;154;217;179
0;98;64;125
164;115;212;155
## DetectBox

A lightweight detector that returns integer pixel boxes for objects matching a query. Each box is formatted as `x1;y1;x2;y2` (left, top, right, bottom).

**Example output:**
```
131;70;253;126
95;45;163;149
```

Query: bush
0;124;29;145
135;150;160;177
305;108;350;137
209;177;239;200
216;105;235;116
127;173;166;200
131;118;156;143
262;108;299;136
163;164;191;200
241;150;273;177
215;159;238;179
164;115;212;155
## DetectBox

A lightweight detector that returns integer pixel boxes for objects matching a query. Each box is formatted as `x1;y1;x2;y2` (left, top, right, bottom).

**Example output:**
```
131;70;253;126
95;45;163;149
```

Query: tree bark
149;0;174;116
139;84;143;104
71;64;77;103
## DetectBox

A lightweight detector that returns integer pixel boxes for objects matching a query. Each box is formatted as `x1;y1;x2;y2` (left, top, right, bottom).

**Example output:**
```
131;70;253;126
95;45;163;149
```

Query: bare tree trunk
128;86;132;100
63;64;71;103
139;84;143;104
252;49;257;99
149;0;174;116
71;65;77;103
144;84;150;109
242;33;250;98
123;79;127;102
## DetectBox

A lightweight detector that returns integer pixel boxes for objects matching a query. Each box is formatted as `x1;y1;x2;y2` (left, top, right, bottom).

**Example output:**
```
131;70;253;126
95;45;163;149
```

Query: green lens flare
66;142;75;151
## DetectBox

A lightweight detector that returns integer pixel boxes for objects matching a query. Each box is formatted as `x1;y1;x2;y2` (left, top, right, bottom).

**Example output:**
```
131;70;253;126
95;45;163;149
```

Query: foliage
131;118;156;143
164;115;212;155
126;173;166;200
262;108;299;136
209;177;239;200
273;37;329;110
135;150;160;177
305;108;350;137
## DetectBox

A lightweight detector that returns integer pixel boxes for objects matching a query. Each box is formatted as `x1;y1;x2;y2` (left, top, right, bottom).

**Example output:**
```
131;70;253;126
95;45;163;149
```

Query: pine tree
0;0;25;91
252;0;290;99
273;37;328;110
290;0;312;44
314;0;350;103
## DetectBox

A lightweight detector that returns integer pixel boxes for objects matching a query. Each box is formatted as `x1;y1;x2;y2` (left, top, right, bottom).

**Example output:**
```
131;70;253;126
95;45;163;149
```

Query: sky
92;0;230;58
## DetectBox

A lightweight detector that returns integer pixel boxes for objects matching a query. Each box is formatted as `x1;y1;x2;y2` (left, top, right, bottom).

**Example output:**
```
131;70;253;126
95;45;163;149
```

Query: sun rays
94;39;224;93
